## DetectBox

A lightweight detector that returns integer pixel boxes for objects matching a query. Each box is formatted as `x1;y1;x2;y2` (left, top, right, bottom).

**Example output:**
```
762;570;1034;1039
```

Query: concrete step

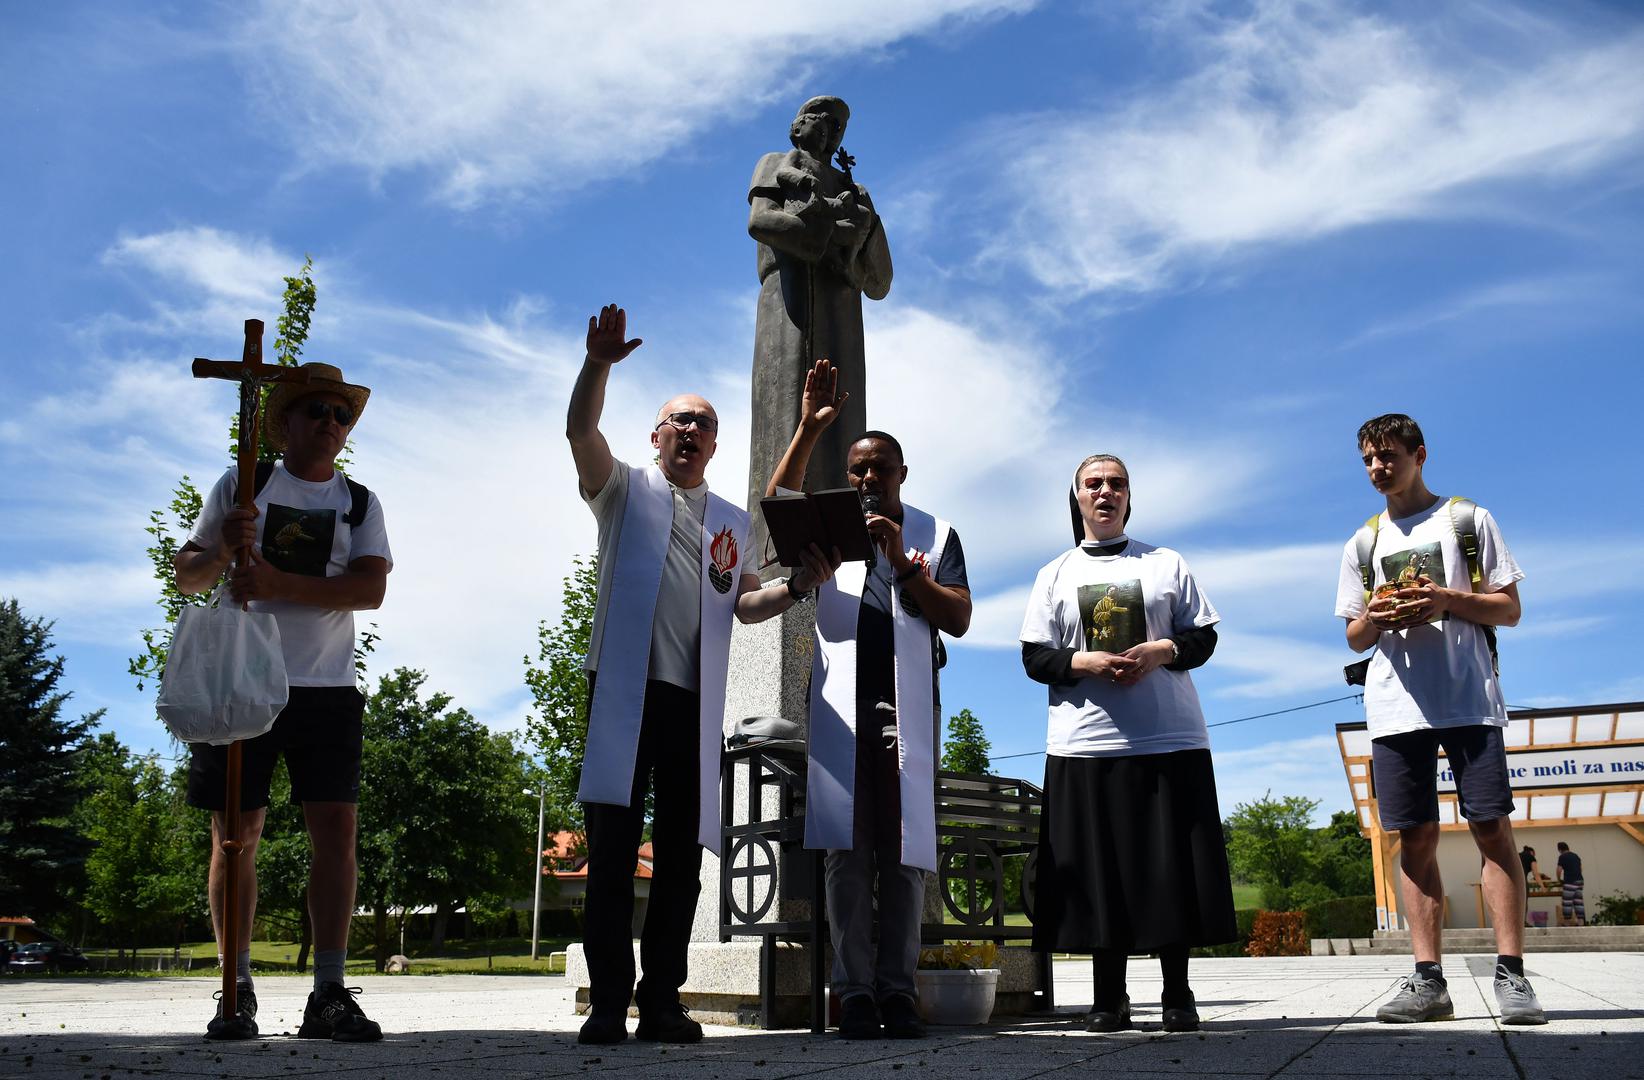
1364;925;1644;954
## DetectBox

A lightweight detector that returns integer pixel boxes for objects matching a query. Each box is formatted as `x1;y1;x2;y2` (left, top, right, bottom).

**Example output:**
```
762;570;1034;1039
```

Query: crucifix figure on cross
189;318;311;1029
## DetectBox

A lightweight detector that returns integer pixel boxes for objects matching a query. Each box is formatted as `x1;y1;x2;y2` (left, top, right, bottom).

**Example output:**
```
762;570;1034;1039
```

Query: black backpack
238;460;370;528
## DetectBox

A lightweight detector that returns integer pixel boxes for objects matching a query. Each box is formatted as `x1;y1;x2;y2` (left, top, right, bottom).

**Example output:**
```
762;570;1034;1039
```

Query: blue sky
4;0;1642;821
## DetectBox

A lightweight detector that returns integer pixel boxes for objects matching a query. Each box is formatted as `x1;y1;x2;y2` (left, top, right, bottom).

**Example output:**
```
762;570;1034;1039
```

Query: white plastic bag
156;588;288;745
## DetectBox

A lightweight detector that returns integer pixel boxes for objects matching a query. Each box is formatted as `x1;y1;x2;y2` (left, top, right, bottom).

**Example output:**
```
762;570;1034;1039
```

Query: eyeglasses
1083;476;1129;493
655;411;718;434
304;400;355;426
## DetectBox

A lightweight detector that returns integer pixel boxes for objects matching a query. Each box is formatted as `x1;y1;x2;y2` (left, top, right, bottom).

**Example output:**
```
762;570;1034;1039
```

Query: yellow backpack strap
1447;496;1499;674
1447;496;1483;590
1354;512;1381;606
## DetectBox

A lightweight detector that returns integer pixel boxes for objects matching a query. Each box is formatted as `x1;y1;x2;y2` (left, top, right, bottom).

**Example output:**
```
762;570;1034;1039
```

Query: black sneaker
837;993;881;1039
205;983;258;1040
578;1011;628;1044
1085;993;1131;1033
635;1002;703;1043
879;993;926;1039
298;983;383;1042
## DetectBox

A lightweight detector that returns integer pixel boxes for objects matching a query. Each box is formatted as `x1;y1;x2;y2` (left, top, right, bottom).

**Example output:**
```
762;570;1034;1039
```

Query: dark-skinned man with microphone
765;358;972;1039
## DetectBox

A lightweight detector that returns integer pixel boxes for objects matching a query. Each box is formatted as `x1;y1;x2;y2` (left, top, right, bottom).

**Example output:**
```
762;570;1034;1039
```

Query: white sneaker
1494;966;1547;1026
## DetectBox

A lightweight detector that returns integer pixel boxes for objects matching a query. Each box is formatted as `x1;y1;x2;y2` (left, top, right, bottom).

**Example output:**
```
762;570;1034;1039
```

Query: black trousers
582;677;703;1016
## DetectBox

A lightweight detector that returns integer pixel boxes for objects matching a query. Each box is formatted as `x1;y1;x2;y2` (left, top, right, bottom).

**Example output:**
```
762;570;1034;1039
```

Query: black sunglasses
304;400;356;426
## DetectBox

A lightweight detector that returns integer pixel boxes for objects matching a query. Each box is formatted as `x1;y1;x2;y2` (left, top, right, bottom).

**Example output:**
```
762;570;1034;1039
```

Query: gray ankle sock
314;948;346;988
236;949;252;987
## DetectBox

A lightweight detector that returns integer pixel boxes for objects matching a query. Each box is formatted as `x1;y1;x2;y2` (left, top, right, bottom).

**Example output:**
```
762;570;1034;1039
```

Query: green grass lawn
78;936;575;977
1232;883;1262;908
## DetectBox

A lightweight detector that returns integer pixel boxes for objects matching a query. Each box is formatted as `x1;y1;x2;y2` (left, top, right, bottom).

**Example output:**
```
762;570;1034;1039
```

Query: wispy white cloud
1209;630;1351;701
0;561;157;650
1211;732;1354;821
864;305;1264;578
235;0;1033;209
1337;274;1614;350
966;0;1644;295
103;227;290;307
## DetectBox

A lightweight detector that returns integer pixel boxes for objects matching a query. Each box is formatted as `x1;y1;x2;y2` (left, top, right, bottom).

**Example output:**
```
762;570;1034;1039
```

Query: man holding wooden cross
175;361;392;1041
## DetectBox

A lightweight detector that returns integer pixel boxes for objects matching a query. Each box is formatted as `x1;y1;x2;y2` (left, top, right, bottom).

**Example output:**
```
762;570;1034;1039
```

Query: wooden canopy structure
1337;702;1644;930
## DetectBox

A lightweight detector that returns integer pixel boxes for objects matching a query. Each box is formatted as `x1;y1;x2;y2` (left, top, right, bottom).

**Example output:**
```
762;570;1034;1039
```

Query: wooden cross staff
191;318;310;1023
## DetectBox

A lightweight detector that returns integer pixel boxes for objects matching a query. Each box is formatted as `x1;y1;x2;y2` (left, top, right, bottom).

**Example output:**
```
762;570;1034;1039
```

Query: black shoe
837;993;881;1039
635;1002;703;1044
1085;993;1131;1033
298;983;383;1042
1161;991;1200;1032
879;994;926;1039
205;983;258;1040
578;1011;629;1045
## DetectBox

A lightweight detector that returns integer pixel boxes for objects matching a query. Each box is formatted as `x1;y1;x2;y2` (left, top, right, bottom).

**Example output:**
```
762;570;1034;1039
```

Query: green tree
248;761;318;967
0;599;102;922
80;748;205;953
1314;809;1374;897
941;708;992;775
1225;791;1323;911
357;668;537;966
524;555;598;834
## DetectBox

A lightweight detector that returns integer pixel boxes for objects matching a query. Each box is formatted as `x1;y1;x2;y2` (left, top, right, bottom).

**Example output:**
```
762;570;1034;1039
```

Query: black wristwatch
786;576;812;603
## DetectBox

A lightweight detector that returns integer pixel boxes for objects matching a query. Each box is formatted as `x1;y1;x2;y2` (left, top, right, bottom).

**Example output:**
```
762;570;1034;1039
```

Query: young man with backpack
175;362;392;1041
1334;413;1544;1026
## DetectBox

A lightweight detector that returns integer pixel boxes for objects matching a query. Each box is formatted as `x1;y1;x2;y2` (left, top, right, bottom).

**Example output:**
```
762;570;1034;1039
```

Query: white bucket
915;968;1000;1025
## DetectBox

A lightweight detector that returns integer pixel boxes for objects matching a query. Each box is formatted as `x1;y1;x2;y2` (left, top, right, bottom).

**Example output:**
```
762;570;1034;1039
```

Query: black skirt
1032;748;1237;953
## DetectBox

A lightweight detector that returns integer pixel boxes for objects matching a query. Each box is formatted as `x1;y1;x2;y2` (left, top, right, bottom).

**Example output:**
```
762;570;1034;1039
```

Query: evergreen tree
0;599;102;919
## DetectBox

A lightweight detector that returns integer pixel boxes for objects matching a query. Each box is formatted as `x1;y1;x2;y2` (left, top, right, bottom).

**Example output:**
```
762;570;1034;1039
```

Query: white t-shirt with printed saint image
1333;498;1522;740
1019;541;1220;758
191;463;393;687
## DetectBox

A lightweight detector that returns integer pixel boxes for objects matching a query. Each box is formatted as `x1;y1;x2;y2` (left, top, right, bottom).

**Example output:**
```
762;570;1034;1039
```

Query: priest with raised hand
765;358;972;1040
566;304;838;1046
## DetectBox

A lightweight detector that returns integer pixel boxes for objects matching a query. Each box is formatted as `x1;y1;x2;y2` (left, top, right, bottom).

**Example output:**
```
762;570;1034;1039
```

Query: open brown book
760;488;877;567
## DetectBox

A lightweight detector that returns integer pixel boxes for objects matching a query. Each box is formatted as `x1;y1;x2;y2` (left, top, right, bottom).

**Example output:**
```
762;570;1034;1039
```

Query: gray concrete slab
1;953;1640;1079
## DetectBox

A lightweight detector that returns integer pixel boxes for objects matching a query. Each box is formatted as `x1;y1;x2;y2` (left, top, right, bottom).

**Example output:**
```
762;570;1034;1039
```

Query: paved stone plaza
2;953;1640;1079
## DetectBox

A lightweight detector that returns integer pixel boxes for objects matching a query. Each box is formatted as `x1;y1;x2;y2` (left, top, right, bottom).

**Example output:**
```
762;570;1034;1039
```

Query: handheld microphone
861;492;881;571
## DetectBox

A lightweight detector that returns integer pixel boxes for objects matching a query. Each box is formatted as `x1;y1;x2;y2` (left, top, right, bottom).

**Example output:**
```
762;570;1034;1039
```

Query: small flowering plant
917;941;998;971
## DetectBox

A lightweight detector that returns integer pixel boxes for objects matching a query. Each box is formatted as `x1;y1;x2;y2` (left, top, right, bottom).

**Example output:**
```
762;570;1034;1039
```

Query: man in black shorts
1335;414;1543;1025
176;363;392;1041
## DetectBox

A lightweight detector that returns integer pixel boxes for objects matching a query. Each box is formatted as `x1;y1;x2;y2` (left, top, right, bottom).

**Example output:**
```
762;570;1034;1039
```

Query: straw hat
263;362;371;451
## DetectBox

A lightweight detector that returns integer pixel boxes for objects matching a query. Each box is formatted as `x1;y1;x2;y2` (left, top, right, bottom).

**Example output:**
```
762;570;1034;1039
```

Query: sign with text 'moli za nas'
1439;741;1644;792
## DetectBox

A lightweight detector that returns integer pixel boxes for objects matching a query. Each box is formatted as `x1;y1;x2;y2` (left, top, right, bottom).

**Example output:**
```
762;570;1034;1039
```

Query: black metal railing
720;746;1050;1030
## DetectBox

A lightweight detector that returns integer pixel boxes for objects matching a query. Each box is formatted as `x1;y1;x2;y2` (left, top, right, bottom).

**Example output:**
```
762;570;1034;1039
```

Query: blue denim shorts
1371;724;1514;831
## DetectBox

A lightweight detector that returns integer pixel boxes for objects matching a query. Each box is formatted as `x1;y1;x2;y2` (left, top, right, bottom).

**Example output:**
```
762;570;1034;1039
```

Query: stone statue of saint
746;95;893;576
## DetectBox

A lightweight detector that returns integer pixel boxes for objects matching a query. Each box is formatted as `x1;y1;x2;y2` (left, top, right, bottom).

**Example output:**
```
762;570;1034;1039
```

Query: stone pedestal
691;603;817;943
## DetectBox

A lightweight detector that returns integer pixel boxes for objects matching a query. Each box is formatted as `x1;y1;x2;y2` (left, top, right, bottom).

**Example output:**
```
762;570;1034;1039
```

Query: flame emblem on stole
708;526;738;594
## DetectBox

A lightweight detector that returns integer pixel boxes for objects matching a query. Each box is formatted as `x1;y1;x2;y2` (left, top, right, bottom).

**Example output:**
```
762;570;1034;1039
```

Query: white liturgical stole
579;465;748;853
805;504;950;872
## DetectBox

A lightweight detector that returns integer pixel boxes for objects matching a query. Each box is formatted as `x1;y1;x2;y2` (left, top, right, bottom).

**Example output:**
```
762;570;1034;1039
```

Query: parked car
6;941;89;974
